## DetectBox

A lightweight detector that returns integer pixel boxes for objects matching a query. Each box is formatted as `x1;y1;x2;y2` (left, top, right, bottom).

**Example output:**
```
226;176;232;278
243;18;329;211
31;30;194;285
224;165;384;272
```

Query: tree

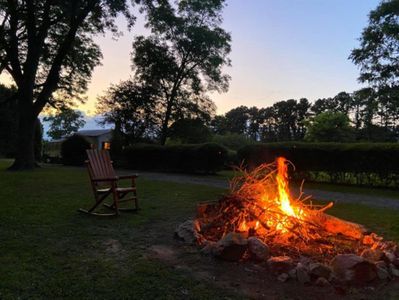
0;84;17;157
168;118;211;144
224;106;250;135
258;106;277;142
0;0;137;169
43;108;86;140
295;98;311;140
333;92;353;115
305;112;355;142
350;0;399;89
210;115;229;135
133;0;231;144
97;79;162;143
311;97;338;115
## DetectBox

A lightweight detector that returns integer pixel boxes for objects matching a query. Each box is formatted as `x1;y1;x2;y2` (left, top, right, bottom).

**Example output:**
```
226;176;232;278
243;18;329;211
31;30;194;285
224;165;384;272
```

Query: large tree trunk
160;100;173;145
8;104;38;171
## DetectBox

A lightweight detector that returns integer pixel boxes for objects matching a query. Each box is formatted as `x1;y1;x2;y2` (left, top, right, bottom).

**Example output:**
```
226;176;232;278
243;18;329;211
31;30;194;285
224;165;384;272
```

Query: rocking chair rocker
79;149;139;216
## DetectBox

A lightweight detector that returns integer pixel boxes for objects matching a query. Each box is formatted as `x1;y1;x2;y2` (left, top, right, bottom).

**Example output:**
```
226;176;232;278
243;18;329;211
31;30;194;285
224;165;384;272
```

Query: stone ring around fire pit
175;219;399;286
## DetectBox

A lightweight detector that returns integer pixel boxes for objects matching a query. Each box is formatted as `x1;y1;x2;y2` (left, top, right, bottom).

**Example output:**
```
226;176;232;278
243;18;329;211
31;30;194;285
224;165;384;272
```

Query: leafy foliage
211;133;256;151
61;134;91;166
132;0;230;144
123;143;227;173
211;99;311;142
305;112;355;142
168;118;211;144
238;142;399;187
97;79;160;143
43;108;86;140
350;0;399;88
0;0;137;169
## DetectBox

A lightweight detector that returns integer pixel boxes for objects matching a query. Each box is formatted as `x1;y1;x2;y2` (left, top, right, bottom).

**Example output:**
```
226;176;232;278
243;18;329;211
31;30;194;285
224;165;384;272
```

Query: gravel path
119;170;399;210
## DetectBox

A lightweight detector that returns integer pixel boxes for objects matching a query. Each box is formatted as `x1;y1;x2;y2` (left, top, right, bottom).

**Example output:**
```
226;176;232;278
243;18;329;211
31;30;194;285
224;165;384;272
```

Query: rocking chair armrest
91;177;119;183
118;174;138;180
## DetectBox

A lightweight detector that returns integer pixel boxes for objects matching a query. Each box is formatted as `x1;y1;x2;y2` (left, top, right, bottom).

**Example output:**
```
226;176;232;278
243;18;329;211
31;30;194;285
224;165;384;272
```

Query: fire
237;156;311;234
194;156;395;262
275;157;295;217
197;156;334;245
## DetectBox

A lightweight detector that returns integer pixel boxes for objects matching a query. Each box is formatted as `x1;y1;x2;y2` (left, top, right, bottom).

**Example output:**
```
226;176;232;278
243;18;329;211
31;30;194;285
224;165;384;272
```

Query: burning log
313;213;367;240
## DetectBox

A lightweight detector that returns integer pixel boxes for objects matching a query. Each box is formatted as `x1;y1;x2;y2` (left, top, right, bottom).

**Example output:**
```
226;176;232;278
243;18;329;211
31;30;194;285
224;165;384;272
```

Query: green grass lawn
0;160;233;299
1;159;399;299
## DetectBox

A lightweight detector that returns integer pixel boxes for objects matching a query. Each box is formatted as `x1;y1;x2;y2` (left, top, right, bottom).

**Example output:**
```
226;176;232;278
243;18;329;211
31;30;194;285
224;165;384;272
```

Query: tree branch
5;0;23;86
33;0;99;115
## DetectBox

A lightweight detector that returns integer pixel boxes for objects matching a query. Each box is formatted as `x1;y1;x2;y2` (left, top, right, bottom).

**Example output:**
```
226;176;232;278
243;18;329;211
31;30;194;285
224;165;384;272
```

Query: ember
176;157;399;285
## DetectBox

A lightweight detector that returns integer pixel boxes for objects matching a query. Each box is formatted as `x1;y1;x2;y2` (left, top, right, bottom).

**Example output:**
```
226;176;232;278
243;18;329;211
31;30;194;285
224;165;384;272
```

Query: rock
315;277;330;287
309;262;332;279
389;264;399;277
277;273;289;282
288;268;297;279
299;256;312;267
213;232;248;261
376;266;390;280
384;251;396;263
200;241;217;255
393;258;399;268
288;268;297;280
174;220;201;244
331;254;377;284
267;256;294;274
361;249;384;262
375;260;387;269
247;237;270;261
296;263;310;284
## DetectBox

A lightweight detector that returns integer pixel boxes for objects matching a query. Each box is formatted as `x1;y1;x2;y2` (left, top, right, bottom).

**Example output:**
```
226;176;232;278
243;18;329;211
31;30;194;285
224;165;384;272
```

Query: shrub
237;142;399;187
123;143;228;173
61;135;91;166
168;119;211;144
109;130;125;164
211;133;256;150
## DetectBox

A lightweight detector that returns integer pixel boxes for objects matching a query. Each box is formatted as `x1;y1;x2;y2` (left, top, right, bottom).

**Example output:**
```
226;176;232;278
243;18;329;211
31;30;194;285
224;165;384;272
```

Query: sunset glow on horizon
0;0;379;116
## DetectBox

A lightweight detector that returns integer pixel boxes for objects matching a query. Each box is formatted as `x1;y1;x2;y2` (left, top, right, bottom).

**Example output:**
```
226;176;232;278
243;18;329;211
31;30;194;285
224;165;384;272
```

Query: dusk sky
0;0;381;117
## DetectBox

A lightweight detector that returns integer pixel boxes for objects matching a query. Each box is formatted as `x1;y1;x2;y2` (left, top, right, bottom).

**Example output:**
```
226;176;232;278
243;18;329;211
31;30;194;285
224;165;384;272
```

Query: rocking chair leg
87;192;109;212
134;190;139;210
78;191;118;216
111;183;120;215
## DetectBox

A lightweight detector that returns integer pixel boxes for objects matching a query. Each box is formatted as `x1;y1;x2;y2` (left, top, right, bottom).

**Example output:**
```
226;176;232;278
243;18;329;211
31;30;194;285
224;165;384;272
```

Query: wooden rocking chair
79;149;139;216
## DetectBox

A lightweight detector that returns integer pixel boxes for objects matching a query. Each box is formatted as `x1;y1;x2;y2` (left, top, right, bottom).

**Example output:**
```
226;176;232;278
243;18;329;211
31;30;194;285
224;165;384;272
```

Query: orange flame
236;156;311;234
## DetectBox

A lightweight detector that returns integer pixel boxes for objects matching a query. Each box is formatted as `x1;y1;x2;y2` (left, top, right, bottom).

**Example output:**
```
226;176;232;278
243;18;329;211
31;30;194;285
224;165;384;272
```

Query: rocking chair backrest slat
86;149;116;180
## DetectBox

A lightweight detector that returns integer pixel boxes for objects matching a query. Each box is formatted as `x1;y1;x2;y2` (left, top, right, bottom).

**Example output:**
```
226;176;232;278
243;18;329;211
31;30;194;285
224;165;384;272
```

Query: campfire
176;157;399;285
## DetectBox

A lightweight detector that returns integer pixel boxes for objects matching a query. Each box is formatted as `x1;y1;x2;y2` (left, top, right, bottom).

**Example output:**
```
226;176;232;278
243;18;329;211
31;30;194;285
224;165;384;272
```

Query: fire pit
175;157;399;286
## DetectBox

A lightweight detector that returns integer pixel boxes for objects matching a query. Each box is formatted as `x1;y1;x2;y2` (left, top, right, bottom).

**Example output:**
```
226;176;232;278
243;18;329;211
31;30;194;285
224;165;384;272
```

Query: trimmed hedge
123;143;228;173
237;143;399;187
61;135;91;166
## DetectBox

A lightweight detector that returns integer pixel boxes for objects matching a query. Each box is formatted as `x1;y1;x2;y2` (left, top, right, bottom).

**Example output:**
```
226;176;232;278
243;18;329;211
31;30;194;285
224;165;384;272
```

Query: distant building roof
76;129;112;137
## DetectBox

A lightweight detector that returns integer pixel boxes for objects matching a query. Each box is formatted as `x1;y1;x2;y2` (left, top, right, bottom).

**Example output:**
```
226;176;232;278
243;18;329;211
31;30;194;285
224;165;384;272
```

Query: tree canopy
43;108;86;140
97;79;161;143
305;112;355;143
132;0;231;144
0;0;138;169
350;0;399;88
